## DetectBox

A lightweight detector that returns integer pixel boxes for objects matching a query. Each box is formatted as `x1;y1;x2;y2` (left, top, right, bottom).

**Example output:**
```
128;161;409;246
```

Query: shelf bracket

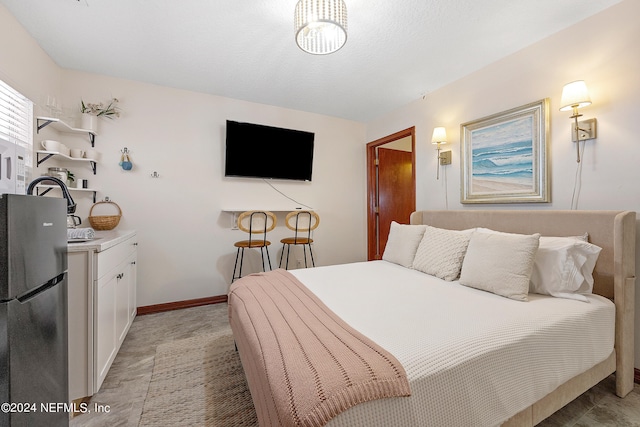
36;187;53;197
36;118;54;133
89;133;95;147
36;152;55;166
90;161;97;175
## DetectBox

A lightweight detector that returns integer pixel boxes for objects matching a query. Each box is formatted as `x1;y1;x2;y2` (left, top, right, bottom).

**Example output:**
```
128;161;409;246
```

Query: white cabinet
67;231;137;401
95;240;137;390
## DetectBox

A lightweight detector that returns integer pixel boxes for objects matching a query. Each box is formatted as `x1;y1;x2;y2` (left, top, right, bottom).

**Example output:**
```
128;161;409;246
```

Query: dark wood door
366;127;415;261
376;147;414;258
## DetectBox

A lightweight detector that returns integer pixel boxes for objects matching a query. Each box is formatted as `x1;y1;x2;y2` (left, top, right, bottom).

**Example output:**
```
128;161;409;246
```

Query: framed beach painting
461;99;549;204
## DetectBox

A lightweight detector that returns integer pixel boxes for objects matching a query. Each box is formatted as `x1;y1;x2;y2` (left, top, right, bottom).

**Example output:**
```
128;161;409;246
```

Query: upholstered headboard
410;209;636;396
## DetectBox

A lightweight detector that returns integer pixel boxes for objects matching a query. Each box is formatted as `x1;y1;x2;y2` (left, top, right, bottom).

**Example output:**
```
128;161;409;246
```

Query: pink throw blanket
228;269;411;427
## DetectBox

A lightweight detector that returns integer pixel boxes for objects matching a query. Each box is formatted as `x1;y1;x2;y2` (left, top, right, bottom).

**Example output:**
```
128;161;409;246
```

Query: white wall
0;6;61;129
366;0;640;368
0;4;367;308
52;72;367;306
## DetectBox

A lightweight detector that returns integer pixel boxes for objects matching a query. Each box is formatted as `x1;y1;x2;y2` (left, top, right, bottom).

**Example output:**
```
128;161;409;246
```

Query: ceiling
0;0;623;122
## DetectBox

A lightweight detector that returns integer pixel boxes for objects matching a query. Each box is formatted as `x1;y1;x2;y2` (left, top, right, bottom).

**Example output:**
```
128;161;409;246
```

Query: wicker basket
89;200;122;230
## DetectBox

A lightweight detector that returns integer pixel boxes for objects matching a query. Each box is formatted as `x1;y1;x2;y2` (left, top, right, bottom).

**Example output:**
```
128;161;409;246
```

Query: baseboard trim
635;368;640;384
137;295;228;315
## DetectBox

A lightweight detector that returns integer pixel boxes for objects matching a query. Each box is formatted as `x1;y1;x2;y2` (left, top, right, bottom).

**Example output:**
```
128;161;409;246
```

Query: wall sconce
431;127;452;180
560;80;597;163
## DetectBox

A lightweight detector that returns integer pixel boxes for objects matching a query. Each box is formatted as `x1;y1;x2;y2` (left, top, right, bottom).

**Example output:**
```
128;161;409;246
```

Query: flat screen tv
224;120;315;181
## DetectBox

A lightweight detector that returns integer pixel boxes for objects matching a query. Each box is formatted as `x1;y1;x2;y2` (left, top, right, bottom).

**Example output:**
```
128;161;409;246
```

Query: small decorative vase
81;113;97;133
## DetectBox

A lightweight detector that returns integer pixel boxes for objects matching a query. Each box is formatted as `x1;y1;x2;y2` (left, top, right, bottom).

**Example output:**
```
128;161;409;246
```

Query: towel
67;227;96;240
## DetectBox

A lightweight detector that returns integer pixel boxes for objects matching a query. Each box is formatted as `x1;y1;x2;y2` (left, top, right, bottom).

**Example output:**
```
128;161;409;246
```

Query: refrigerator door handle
16;272;66;303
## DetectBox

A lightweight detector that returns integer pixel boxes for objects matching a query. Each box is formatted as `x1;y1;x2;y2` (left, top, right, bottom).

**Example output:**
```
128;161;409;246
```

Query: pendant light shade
295;0;347;55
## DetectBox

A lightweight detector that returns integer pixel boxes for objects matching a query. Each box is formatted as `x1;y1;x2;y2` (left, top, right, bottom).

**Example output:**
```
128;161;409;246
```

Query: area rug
138;331;257;426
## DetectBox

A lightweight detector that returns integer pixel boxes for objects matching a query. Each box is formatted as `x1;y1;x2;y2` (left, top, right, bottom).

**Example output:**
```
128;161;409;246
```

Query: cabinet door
116;251;137;344
115;265;129;345
95;272;117;391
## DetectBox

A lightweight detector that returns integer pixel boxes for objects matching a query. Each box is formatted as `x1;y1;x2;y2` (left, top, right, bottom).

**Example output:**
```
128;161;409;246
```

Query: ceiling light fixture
294;0;348;55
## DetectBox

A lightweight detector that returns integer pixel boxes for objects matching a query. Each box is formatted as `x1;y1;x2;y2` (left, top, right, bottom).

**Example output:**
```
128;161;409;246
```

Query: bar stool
279;210;320;269
232;211;277;282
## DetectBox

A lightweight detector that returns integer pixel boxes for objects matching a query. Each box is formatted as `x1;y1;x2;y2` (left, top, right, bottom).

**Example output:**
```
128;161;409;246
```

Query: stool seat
280;237;313;245
235;240;272;248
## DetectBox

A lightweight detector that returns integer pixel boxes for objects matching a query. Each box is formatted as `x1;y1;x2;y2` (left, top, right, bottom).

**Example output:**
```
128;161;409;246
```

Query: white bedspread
291;261;615;427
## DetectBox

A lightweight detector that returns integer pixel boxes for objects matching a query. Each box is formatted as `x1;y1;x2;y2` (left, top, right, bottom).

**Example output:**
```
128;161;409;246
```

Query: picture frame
460;99;549;204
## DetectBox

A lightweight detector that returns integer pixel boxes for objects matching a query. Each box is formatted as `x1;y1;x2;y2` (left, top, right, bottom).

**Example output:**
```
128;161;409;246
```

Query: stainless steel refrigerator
0;194;69;427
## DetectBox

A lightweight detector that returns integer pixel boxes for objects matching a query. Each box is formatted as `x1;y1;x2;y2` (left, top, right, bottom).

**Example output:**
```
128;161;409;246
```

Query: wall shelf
35;184;97;203
36;150;97;174
36;116;97;147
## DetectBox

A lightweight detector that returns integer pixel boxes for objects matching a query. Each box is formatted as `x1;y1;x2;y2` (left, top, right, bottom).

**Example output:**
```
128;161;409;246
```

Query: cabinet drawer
96;235;138;281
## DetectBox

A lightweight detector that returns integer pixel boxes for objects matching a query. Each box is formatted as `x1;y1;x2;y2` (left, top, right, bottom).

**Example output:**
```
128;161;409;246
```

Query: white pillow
530;236;602;302
382;222;427;268
459;230;540;301
412;226;471;281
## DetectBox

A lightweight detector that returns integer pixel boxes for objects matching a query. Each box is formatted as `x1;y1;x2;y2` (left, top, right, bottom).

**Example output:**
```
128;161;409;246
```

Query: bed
228;210;636;426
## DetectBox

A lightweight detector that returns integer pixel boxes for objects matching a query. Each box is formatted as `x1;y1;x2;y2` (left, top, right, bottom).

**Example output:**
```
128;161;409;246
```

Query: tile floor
70;303;640;426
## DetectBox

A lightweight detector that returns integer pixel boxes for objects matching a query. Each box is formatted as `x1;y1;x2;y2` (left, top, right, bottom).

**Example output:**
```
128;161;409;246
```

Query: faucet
26;176;77;214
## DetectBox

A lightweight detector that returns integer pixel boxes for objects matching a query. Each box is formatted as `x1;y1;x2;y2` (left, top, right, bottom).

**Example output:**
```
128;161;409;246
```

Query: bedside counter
67;229;138;401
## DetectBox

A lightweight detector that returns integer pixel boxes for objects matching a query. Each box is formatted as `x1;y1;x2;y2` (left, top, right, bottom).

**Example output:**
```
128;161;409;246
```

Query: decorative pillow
459;231;540;301
530;236;602;302
412;226;472;281
382;222;427;268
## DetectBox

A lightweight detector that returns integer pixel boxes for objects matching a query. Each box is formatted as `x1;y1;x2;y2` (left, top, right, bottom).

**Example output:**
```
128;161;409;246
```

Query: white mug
70;148;85;158
40;140;60;152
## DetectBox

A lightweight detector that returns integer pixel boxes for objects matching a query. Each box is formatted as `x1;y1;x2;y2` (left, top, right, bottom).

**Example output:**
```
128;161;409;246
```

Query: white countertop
67;229;136;253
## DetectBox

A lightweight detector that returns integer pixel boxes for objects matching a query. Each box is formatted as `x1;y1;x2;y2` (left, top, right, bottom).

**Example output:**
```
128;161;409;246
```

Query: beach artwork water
470;116;534;194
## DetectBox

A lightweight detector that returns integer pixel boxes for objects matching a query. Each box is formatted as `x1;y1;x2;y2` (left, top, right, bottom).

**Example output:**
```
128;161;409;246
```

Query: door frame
366;127;416;260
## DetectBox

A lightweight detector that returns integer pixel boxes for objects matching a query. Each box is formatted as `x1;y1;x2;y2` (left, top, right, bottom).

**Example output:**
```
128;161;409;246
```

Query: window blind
0;79;33;167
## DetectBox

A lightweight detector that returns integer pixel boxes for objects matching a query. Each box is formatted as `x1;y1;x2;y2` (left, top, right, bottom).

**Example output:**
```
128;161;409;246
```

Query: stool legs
279;244;291;269
303;245;308;268
279;245;285;269
232;247;244;282
232;246;272;283
260;246;273;272
308;244;315;268
279;243;315;270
